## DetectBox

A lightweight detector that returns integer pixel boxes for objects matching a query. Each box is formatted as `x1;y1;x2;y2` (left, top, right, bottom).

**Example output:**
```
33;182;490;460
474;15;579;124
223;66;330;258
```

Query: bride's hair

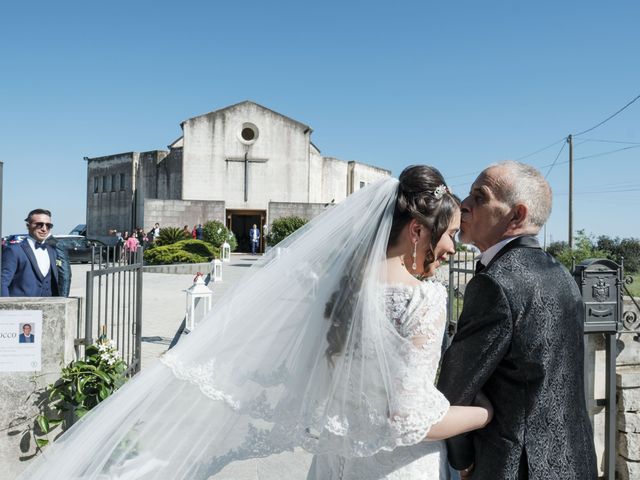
325;165;459;364
389;165;459;264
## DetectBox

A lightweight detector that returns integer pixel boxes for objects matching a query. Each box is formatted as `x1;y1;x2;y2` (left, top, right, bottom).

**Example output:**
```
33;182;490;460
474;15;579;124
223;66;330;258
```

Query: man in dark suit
19;323;35;343
1;209;60;297
437;161;597;479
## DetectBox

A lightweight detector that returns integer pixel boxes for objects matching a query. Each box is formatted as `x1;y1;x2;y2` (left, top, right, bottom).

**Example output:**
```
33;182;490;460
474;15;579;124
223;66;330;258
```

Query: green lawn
625;273;640;297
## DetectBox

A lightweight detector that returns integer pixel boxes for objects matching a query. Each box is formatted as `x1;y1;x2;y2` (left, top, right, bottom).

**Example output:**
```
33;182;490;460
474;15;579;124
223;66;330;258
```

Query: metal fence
446;250;477;337
76;246;143;376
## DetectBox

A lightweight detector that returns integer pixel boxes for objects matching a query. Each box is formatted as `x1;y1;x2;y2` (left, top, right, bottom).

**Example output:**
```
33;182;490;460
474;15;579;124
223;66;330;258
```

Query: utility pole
567;134;573;249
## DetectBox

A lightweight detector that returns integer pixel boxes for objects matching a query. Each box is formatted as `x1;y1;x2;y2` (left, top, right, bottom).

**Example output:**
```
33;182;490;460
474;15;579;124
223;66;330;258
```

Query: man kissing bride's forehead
16;162;596;480
438;161;597;480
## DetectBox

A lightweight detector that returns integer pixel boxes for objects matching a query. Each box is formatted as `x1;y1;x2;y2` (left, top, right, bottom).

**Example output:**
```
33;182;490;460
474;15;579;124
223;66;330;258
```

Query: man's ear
509;204;528;229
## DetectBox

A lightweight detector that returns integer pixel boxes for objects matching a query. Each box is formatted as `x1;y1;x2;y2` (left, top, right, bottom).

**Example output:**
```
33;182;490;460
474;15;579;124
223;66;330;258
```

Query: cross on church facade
225;153;269;202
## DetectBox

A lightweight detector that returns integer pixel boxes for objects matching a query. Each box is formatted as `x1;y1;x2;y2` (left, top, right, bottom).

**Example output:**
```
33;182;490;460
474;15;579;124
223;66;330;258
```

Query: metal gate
446;250;477;337
76;246;143;376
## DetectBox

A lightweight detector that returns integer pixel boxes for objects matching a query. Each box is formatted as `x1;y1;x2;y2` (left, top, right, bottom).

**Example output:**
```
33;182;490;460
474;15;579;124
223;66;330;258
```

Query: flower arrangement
33;337;128;449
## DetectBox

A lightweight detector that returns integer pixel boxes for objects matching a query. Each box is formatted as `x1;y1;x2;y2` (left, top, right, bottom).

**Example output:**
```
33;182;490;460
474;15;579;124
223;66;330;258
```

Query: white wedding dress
307;281;451;480
18;177;456;480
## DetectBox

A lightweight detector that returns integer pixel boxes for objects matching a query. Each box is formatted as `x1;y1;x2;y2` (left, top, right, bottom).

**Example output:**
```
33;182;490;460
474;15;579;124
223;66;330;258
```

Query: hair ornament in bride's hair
432;184;450;200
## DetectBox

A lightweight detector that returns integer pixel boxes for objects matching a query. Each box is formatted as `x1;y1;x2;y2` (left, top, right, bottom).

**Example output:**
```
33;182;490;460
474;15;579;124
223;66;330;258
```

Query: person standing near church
1;209;60;297
249;224;260;255
148;223;160;243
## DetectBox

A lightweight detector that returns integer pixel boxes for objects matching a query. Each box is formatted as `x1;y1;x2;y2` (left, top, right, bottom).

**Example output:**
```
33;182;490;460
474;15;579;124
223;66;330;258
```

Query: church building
85;101;390;252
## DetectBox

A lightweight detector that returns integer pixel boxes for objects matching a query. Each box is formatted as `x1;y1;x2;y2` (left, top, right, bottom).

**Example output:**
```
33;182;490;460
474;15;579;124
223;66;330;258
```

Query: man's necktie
35;242;46;250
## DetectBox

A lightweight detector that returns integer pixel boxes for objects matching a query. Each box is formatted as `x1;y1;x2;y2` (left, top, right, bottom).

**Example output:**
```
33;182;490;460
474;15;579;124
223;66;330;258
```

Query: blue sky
1;0;639;244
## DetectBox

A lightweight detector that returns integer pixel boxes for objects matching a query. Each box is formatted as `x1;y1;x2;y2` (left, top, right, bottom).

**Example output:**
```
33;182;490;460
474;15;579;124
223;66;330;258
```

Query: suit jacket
19;333;35;343
437;236;597;480
1;241;60;297
45;236;72;297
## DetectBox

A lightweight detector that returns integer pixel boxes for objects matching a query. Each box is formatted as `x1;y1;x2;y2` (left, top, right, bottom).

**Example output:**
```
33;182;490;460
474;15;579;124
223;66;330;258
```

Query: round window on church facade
239;123;259;144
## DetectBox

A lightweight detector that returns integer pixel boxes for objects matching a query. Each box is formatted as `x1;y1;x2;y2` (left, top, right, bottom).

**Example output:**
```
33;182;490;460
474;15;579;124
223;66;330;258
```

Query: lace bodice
308;280;452;479
385;280;448;345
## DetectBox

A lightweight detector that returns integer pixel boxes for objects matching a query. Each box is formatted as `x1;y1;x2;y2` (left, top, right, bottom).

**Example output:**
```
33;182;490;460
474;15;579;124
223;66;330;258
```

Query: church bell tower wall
86;153;138;236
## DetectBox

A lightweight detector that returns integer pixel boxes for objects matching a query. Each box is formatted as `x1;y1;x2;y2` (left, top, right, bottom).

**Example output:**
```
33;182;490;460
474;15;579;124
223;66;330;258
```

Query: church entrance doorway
226;210;266;254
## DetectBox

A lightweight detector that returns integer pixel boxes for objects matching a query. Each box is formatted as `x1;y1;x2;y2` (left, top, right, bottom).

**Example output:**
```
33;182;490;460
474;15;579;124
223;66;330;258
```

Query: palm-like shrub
203;220;237;251
267;216;308;246
155;227;190;246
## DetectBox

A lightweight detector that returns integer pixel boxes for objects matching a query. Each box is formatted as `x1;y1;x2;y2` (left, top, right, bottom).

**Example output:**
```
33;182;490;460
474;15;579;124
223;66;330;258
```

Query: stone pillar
617;367;640;480
616;295;640;479
0;297;80;479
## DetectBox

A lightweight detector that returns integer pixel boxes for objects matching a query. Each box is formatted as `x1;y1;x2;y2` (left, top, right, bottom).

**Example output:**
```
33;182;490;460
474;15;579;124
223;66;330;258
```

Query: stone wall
0;297;80;478
143;199;225;231
617;366;640;480
618;296;640;478
86;153;137;236
268;202;326;223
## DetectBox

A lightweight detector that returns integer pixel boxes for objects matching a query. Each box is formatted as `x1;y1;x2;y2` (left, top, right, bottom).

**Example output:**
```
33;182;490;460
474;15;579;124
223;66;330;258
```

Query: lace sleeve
388;281;450;444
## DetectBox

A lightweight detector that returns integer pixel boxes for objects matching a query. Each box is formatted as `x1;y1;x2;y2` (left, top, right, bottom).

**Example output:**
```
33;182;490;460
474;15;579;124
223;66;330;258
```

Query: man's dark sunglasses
31;222;54;230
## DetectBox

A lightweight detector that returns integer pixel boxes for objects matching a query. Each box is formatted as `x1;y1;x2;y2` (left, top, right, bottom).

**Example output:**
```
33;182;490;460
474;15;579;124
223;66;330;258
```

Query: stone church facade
85;101;390;252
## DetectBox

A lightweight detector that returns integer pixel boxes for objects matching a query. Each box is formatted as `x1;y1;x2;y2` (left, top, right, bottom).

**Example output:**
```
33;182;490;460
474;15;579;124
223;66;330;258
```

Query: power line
572;93;640;137
544;141;566;179
574;144;640;161
515;137;567;161
581;138;640;146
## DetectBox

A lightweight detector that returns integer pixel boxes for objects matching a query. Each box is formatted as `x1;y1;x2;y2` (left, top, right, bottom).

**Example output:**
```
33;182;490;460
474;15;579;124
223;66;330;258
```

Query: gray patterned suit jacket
437;236;597;480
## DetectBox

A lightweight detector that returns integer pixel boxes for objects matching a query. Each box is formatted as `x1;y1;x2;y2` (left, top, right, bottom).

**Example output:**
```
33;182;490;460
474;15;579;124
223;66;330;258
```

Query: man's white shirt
477;236;519;269
26;237;51;277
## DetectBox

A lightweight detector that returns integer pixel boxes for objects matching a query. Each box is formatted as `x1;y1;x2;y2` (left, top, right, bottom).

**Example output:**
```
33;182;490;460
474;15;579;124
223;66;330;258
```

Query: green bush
267;216;308;246
144;240;216;265
549;231;608;271
156;226;190;246
34;339;127;449
547;231;640;274
203;220;237;251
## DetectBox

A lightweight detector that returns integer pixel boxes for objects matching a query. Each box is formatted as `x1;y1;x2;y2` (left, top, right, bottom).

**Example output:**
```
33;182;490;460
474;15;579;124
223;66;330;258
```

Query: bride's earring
411;241;417;271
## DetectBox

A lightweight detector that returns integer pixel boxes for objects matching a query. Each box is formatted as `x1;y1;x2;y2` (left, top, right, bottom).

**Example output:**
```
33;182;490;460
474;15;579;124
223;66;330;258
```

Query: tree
267;216;308;246
595;235;640;273
550;230;607;271
546;241;568;258
202;220;238;251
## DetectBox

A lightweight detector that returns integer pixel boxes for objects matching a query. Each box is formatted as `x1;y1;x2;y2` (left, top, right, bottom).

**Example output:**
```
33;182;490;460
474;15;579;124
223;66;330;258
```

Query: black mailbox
573;259;622;333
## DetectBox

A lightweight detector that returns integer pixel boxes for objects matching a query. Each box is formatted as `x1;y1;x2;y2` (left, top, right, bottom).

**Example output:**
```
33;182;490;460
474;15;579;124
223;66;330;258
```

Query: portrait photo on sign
18;323;36;344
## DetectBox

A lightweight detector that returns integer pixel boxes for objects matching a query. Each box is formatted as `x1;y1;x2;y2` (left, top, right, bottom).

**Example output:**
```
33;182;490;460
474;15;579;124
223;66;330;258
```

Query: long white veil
19;177;446;479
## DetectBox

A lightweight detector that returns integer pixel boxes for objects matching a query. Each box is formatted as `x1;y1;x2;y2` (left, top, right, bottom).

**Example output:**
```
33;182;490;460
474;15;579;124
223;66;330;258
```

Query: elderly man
437;161;597;479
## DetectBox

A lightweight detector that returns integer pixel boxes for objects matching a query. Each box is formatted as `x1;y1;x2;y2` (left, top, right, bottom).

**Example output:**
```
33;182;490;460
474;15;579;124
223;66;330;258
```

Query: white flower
100;353;111;362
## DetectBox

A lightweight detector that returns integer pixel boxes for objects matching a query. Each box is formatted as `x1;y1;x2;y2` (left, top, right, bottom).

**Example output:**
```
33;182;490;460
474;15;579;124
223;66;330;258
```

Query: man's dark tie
35;242;46;250
475;261;485;274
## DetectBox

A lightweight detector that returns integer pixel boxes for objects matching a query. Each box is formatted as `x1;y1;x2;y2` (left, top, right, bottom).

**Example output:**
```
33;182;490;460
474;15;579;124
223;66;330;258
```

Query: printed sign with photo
0;310;43;372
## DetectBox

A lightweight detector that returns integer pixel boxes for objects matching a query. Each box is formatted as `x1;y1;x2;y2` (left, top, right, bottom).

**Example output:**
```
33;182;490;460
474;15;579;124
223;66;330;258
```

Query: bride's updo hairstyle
325;165;458;364
388;165;459;265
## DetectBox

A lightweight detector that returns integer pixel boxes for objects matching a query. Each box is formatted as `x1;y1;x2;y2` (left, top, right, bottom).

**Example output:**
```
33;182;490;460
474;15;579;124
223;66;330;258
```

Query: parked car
69;224;87;236
3;234;29;246
52;235;106;263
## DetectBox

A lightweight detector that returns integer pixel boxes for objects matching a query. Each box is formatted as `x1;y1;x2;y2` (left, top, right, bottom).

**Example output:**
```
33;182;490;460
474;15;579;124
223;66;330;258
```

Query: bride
19;165;491;480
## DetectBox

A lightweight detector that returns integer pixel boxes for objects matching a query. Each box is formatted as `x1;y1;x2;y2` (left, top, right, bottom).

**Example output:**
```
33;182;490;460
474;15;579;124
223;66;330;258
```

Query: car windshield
57;238;88;248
